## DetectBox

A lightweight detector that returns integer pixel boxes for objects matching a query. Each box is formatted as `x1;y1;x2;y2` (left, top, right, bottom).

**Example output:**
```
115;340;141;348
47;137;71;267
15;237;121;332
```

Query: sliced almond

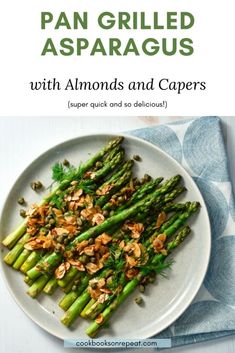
71;189;83;200
86;262;100;275
125;255;138;268
83;245;95;256
95;314;104;324
100;287;112;294
96;184;114;196
125;268;139;280
157;233;167;243
96;233;112;245
68;259;85;271
76;240;89;253
156;212;167;229
97;293;109;304
92;213;105;226
55;262;71;279
54;227;69;236
152;238;164;253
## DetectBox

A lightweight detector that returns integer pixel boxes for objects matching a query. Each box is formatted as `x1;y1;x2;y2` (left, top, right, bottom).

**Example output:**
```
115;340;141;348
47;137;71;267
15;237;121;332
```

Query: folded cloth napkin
128;116;235;348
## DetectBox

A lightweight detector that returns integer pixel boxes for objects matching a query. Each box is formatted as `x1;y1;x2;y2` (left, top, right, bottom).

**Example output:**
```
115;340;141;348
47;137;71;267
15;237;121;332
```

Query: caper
30;182;37;190
144;174;152;182
57;236;63;243
80;255;89;264
77;217;83;226
133;155;141;162
30;180;43;191
103;210;109;217
68;234;73;240
74;279;80;285
63;159;70;167
45;224;51;229
110;210;114;216
91;282;97;289
139;285;145;293
134;296;143;305
63;238;69;245
90;257;96;263
49;218;55;225
18;197;25;205
118;196;124;202
96;161;103;168
72;285;77;291
88;238;94;245
112;195;117;200
20;209;27;218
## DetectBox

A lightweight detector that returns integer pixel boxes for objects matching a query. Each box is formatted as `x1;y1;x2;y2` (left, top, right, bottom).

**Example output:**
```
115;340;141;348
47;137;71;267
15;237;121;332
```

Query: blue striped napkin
129;116;235;347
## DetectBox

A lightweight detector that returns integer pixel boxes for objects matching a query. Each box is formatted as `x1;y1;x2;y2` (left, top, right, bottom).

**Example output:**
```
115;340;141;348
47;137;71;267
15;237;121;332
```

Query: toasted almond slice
64;215;76;224
125;268;139;280
123;243;132;252
76;240;89;253
157;233;167;243
97;293;109;303
86;262;100;275
119;240;125;249
126;222;144;234
152;238;164;253
95;314;104;324
42;239;55;249
52;208;63;217
24;241;42;250
94;238;102;251
96;184;114;196
132;243;141;258
68;259;85;271
96;233;112;245
92;213;105;226
85;194;94;208
156;212;167;229
125;255;138;267
72;189;83;200
55;262;71;279
83;245;95;256
131;232;141;239
71;180;79;186
100;288;112;294
97;278;106;288
54;227;69;236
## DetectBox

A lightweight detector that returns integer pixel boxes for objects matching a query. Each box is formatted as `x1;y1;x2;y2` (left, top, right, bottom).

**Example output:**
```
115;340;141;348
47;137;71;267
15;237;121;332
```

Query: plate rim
0;132;211;340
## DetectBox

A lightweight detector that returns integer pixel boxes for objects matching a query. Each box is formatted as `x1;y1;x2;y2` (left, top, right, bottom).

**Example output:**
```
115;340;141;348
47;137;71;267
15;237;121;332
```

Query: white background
0;116;235;353
0;0;234;115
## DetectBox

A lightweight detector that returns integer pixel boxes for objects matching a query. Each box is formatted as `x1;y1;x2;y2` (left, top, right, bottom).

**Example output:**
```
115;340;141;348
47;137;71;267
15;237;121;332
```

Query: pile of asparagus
2;136;200;337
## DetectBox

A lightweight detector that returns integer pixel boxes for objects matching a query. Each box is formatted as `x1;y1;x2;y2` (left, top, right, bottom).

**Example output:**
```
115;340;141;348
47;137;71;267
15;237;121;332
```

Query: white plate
0;133;211;340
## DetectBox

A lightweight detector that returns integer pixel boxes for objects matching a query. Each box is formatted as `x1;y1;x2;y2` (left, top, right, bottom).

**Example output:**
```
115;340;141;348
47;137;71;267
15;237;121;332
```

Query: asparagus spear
60;269;112;325
114;178;164;213
2;136;124;249
20;251;45;273
12;249;31;270
43;277;58;295
85;226;192;337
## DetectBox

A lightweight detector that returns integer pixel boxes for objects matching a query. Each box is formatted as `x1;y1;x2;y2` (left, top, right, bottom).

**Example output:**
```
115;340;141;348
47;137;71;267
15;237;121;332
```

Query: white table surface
0;116;235;353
